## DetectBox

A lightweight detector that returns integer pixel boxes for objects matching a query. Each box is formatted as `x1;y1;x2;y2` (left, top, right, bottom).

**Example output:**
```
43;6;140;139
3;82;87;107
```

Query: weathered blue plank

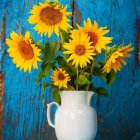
79;0;140;139
0;0;71;140
1;0;52;139
0;0;140;140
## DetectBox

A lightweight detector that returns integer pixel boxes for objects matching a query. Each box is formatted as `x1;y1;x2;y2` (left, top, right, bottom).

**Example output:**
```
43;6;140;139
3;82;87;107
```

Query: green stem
41;85;45;107
59;31;66;60
86;60;94;91
76;67;79;90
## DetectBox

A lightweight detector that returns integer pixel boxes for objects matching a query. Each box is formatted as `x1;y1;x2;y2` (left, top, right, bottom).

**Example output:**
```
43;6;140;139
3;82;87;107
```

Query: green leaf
43;82;51;89
80;70;90;77
74;75;90;85
60;29;70;43
93;66;100;76
52;87;61;105
36;64;52;83
93;66;107;82
106;70;117;85
56;56;75;76
95;87;108;96
93;63;117;85
36;71;44;83
100;72;107;82
66;85;75;91
56;56;67;67
42;41;61;61
35;40;42;46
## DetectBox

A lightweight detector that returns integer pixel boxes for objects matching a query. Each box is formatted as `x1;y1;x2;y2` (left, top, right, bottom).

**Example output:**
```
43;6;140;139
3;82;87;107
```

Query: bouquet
6;1;133;104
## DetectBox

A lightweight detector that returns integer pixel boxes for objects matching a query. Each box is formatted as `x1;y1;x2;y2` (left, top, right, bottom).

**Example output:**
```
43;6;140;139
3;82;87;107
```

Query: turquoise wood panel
0;0;140;140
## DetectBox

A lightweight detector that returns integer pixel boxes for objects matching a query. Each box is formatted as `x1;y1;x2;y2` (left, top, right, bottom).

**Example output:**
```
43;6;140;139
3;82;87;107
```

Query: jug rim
60;90;94;94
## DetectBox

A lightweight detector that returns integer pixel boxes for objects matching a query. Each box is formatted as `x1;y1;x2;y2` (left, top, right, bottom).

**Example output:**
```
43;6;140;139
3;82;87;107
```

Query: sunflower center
87;32;98;46
40;7;62;25
75;45;86;56
18;40;34;60
58;72;66;80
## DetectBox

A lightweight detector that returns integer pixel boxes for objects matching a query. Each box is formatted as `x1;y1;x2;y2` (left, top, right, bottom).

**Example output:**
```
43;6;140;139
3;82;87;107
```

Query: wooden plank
76;0;140;139
0;7;6;140
135;19;140;65
70;0;82;28
0;0;72;140
0;73;4;140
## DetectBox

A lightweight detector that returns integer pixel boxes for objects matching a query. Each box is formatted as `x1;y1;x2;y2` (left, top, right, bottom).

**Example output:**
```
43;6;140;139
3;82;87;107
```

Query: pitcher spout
87;92;95;106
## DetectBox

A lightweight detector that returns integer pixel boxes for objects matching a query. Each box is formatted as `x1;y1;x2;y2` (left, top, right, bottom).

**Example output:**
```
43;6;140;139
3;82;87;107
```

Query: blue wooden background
0;0;140;140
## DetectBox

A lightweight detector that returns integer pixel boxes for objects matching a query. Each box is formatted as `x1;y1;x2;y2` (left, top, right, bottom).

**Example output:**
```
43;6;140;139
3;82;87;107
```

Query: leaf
67;62;77;75
80;70;90;77
74;75;90;85
42;41;61;61
43;82;51;89
56;56;67;67
36;71;44;83
66;85;75;91
95;87;108;96
56;56;75;76
52;92;61;105
36;64;52;83
106;70;117;85
60;29;70;43
52;87;61;105
93;66;107;82
93;66;100;75
93;64;117;85
35;40;42;46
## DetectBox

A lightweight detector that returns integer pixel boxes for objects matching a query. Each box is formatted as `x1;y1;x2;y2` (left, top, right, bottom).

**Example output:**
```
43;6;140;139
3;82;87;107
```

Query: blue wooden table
0;0;140;140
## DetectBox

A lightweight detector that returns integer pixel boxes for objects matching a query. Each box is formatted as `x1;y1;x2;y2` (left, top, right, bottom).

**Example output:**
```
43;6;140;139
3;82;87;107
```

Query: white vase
47;91;97;140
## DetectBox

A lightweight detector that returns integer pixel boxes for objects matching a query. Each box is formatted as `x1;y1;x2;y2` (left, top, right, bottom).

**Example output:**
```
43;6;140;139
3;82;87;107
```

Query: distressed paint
0;0;140;140
71;0;83;28
0;8;6;140
134;19;140;65
0;72;4;140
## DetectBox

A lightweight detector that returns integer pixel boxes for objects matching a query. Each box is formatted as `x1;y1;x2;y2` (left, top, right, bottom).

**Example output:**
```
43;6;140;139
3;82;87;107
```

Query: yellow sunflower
102;44;134;73
75;18;112;53
6;31;41;72
63;33;95;68
28;2;72;38
51;68;71;89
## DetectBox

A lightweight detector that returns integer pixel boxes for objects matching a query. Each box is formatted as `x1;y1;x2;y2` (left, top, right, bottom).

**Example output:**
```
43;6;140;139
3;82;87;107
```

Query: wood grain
0;0;140;140
0;73;4;140
0;6;6;140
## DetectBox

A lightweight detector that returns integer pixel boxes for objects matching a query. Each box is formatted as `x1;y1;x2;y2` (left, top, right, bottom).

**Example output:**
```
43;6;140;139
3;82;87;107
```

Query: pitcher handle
47;102;60;128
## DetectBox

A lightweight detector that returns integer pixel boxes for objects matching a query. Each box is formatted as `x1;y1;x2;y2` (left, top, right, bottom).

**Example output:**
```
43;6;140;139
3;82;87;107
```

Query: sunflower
76;18;112;53
63;33;95;68
28;2;72;38
102;44;134;73
6;31;41;72
51;68;71;89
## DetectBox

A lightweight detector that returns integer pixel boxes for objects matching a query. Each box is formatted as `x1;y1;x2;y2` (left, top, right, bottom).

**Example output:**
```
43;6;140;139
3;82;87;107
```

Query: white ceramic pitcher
47;91;97;140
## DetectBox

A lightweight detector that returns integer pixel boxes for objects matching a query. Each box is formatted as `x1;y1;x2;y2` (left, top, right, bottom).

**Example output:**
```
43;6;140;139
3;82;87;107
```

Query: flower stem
59;31;66;59
76;67;79;90
86;60;94;91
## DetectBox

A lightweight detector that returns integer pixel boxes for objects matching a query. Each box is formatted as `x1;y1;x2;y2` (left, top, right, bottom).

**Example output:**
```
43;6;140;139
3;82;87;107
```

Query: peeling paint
1;16;6;42
0;15;6;140
0;72;4;140
0;16;6;70
70;0;82;28
135;18;140;65
21;27;25;36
